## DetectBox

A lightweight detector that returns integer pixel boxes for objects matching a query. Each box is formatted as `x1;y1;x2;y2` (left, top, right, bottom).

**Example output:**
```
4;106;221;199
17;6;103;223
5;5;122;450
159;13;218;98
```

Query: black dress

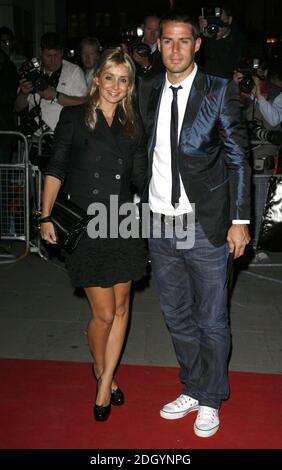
46;105;148;288
65;229;148;288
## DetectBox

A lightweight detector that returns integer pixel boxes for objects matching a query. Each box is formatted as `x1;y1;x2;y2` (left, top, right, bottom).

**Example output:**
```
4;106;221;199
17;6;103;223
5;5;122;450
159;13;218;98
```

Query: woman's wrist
38;215;52;224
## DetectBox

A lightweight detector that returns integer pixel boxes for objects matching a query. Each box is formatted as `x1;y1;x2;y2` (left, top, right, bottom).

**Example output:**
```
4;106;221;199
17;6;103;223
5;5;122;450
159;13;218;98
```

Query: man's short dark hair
160;11;201;40
220;3;232;17
0;26;14;39
40;32;63;51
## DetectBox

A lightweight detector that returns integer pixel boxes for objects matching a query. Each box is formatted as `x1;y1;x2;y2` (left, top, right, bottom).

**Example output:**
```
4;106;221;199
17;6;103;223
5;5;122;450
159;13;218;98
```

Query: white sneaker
194;406;219;437
160;394;199;420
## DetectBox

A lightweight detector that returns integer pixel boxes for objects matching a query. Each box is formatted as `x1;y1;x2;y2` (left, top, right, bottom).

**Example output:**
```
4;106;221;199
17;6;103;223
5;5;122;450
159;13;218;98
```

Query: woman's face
97;63;131;107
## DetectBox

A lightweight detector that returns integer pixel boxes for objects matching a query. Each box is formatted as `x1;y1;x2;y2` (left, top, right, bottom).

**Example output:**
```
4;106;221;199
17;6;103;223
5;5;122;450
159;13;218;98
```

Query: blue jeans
149;217;230;408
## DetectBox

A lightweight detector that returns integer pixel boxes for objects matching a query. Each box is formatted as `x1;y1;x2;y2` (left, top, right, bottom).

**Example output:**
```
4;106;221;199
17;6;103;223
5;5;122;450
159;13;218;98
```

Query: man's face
216;11;232;39
0;34;13;56
41;48;63;73
81;44;99;70
143;16;160;47
158;21;201;83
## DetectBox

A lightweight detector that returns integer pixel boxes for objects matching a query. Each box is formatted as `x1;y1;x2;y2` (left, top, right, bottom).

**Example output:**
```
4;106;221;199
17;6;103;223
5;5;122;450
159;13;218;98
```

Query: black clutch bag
50;193;91;253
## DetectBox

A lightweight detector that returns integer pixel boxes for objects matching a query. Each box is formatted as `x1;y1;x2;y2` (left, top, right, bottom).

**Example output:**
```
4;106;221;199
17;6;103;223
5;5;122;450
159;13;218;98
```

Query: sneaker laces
172;394;195;408
197;406;217;423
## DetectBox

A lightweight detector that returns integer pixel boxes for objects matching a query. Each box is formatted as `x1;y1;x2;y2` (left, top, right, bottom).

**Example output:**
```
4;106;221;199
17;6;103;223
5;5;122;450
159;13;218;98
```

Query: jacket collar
180;68;207;137
93;110;124;157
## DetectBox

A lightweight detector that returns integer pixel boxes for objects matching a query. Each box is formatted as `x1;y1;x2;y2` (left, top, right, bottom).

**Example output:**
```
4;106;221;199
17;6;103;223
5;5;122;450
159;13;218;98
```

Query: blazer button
117;158;123;165
115;174;121;180
94;172;100;178
92;189;99;195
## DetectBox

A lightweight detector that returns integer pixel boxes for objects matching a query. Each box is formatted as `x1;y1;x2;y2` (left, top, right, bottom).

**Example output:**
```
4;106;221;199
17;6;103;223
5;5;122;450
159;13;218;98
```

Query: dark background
60;0;282;60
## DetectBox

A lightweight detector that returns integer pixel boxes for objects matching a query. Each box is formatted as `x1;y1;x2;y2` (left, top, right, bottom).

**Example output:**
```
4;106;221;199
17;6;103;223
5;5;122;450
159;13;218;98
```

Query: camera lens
239;76;254;94
207;24;219;36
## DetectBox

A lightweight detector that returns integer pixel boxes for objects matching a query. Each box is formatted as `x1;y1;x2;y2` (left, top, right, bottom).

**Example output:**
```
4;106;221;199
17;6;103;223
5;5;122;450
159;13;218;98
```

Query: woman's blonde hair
85;47;137;137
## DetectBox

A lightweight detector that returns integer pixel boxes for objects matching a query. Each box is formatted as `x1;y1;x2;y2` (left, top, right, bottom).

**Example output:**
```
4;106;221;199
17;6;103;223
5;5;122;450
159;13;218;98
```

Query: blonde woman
40;48;148;421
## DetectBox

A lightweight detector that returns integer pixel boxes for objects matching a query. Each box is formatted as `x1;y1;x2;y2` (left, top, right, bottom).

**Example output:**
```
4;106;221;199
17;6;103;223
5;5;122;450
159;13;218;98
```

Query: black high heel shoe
94;403;111;421
93;377;111;421
92;364;124;407
111;386;124;406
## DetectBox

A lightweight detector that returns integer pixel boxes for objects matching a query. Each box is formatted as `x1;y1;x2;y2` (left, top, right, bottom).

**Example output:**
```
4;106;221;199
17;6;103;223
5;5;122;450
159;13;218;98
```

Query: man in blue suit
139;11;251;437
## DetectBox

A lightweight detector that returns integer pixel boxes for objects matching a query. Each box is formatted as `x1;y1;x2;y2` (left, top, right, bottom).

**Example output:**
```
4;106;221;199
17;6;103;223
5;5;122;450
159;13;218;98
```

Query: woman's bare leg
85;281;131;405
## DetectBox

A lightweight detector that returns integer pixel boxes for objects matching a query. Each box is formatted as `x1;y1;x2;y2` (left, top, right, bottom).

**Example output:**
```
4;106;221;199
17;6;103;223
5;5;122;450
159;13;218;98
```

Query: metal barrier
0;131;29;264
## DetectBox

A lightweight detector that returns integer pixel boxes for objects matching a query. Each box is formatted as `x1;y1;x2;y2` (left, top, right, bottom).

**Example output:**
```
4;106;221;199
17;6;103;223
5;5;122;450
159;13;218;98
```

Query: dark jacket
45;105;147;211
138;68;251;246
0;49;18;130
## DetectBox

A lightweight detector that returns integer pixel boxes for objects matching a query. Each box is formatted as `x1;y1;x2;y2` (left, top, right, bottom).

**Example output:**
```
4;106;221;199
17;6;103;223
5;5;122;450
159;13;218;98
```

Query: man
14;32;87;133
139;12;251;437
80;37;101;87
141;14;165;76
0;26;27;71
198;3;248;78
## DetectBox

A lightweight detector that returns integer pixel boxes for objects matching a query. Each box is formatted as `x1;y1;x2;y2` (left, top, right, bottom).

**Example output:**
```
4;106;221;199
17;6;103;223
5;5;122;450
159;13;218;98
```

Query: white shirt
85;68;95;87
27;59;87;131
149;65;198;216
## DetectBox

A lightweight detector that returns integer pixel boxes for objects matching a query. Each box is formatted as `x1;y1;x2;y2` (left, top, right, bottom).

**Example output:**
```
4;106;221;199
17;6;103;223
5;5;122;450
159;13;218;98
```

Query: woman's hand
40;221;58;244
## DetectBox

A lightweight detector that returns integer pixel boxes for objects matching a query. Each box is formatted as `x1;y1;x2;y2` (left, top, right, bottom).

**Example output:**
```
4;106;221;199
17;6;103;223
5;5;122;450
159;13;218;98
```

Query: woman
40;48;148;421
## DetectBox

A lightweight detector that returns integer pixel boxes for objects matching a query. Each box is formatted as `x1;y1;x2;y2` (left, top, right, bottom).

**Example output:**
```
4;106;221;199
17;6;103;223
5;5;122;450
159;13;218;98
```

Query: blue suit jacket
139;68;251;246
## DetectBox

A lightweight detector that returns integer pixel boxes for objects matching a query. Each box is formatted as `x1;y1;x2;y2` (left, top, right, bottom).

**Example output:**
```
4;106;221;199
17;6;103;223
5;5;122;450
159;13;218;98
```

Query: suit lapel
146;78;165;158
180;69;207;138
93;111;123;157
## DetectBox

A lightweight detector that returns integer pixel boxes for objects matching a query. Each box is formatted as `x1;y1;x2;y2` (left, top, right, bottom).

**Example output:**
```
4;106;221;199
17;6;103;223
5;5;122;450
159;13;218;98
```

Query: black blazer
45;105;147;211
139;69;251;246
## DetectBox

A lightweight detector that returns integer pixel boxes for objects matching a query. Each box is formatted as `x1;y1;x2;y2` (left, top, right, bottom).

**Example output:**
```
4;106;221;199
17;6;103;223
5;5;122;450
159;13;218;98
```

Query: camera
201;7;222;37
129;40;151;58
19;58;49;92
237;57;260;94
121;26;143;43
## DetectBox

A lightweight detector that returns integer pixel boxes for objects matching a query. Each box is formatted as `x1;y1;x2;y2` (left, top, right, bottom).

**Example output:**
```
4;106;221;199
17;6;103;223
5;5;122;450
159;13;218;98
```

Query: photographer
14;32;87;134
234;60;282;142
140;14;165;76
80;37;101;87
129;40;153;79
233;60;282;180
198;3;249;78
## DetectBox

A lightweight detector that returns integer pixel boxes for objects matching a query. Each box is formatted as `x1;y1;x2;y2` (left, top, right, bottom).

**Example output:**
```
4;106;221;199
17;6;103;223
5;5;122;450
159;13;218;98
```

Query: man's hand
251;75;263;99
19;78;33;95
198;16;208;34
38;86;57;101
227;224;250;258
233;70;244;83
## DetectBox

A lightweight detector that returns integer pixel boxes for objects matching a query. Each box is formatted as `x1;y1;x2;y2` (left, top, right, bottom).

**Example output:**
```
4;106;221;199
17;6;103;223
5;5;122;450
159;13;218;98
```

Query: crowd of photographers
1;5;282;172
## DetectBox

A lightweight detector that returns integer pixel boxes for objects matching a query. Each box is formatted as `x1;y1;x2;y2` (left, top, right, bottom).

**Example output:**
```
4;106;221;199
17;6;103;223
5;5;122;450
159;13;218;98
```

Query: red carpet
0;359;281;449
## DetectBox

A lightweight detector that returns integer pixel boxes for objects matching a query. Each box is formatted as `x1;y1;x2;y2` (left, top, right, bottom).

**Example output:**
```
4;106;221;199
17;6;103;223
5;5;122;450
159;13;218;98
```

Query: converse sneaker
194;406;219;437
160;394;199;420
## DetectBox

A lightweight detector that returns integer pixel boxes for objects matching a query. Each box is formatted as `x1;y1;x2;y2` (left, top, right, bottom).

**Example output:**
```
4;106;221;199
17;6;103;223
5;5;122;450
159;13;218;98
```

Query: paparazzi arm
251;76;282;127
38;87;85;106
14;78;33;112
198;16;211;37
